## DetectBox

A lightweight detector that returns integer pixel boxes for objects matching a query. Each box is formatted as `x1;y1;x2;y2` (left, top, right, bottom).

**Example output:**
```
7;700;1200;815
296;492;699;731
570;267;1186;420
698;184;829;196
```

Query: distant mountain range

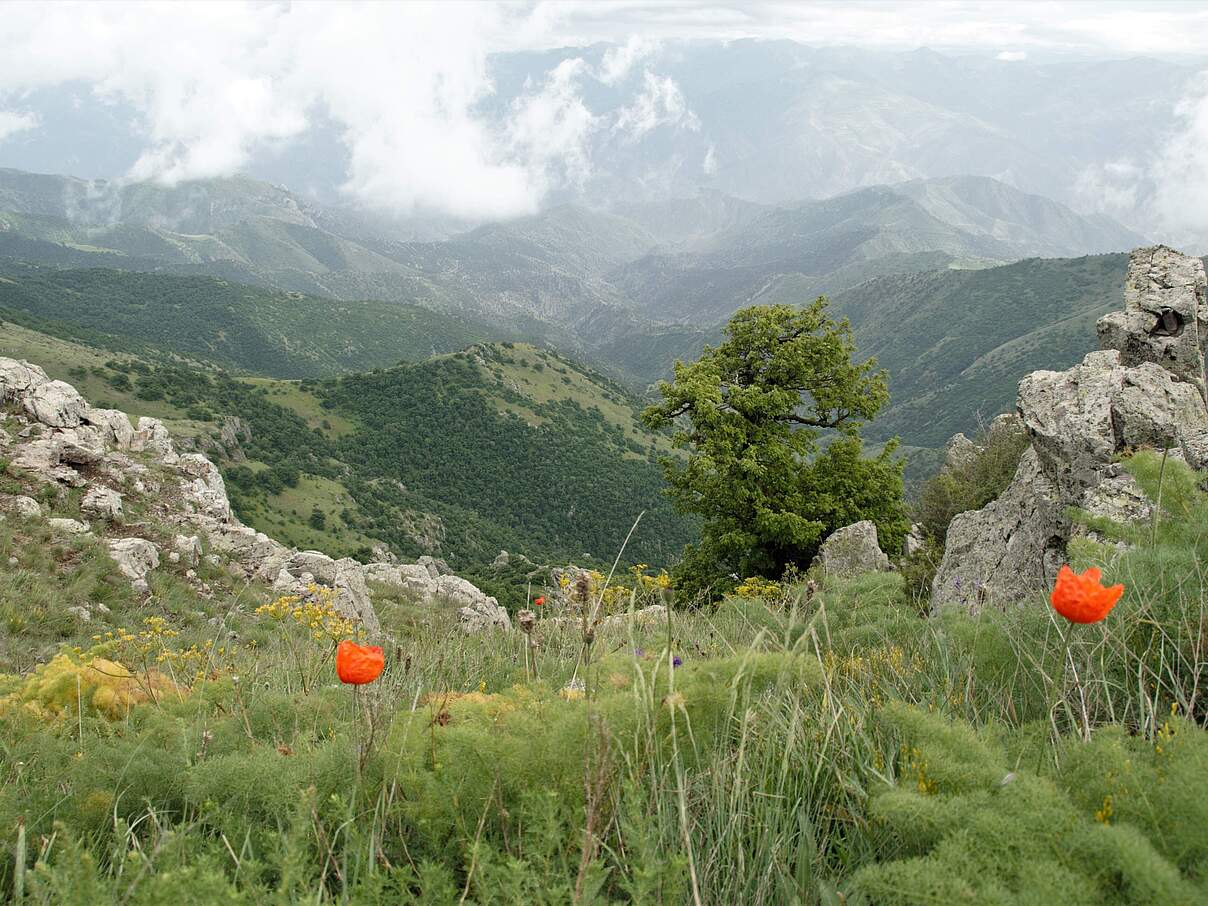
0;165;1161;470
0;166;1143;370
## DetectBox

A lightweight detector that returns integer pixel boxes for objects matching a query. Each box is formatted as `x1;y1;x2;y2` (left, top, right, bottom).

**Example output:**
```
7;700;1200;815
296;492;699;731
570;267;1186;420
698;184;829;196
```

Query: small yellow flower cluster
734;576;782;599
86;617;218;685
1094;794;1114;825
630;563;672;592
255;584;359;642
91;616;178;657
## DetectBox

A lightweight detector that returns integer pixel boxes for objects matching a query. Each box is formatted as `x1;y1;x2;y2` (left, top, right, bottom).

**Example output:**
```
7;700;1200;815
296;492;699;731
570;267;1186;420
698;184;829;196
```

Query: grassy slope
320;342;694;568
1;454;1205;902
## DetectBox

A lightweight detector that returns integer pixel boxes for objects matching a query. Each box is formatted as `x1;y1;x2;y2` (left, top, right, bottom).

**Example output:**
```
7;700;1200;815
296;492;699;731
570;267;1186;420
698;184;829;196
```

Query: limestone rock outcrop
0;354;511;637
1096;245;1207;397
933;246;1208;610
274;551;380;634
108;537;160;582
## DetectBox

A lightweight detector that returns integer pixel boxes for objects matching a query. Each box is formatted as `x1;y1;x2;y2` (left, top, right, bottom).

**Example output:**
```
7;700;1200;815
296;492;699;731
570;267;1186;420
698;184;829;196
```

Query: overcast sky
1;1;1206;222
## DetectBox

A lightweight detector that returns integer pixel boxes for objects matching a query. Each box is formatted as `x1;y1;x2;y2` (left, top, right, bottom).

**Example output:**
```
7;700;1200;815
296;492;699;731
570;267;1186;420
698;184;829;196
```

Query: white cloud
0;1;606;219
1151;73;1208;238
996;50;1027;62
508;58;599;195
598;36;660;85
614;70;699;141
703;144;718;176
2;1;1207;221
0;109;37;142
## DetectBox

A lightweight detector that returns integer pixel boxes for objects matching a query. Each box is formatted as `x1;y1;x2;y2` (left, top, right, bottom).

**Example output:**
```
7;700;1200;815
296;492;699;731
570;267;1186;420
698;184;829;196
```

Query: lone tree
643;299;908;595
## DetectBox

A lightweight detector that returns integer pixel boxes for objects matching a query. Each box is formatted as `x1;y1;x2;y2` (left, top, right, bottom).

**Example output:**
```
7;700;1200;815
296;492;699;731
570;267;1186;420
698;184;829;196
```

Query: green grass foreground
1;453;1207;903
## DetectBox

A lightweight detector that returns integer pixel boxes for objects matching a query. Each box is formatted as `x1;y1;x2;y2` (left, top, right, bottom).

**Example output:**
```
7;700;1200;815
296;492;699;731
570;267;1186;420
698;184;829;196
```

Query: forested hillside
319;343;693;567
0;264;493;377
0;312;690;570
835;253;1132;446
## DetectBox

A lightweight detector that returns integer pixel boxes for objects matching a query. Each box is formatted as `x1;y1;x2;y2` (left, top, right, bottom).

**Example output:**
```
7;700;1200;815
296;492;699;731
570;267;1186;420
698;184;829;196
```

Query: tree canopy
643;299;908;594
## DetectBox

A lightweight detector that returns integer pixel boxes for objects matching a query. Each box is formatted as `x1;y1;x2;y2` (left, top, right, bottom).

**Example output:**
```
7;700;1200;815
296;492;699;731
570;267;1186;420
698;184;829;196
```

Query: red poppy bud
534;596;545;606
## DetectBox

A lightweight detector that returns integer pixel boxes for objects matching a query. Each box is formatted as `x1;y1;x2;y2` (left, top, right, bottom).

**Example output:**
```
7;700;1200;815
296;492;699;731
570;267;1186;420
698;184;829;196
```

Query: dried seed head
575;572;591;606
517;609;536;635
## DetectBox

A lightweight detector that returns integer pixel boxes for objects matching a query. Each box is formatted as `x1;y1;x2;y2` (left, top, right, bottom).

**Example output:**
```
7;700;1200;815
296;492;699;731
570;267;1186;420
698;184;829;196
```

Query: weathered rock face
22;380;86;428
363;564;512;633
1097;245;1208;398
0;359;50;402
4;495;42;518
932;448;1067;611
178;454;232;522
172;534;203;567
274;551;381;635
934;245;1208;610
49;517;91;535
811;520;892;579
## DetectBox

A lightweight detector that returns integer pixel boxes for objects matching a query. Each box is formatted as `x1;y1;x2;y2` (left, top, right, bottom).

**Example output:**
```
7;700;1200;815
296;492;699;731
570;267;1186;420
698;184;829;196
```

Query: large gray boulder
1097;245;1208;398
108;537;160;581
83;408;135;450
0;359;49;402
5;495;42;518
82;485;124;523
22;380;87;428
56;425;107;465
274;551;380;634
812;520;892;579
432;575;512;633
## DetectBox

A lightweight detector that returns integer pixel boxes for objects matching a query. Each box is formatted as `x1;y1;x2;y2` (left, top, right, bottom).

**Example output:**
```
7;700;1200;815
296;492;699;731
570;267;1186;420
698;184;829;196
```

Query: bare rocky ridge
0;359;510;635
932;245;1208;611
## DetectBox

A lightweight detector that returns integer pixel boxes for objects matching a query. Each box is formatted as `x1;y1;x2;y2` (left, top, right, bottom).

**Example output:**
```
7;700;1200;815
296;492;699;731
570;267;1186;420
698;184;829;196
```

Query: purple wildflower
672;656;683;668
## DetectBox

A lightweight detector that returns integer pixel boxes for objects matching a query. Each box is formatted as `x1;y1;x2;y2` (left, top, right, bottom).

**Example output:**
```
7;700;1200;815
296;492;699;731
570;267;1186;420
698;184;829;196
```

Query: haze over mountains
4;40;1202;247
0;165;1143;381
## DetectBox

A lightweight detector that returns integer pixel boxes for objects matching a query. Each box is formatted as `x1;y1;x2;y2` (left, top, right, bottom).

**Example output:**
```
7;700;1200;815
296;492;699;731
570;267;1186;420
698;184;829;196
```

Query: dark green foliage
322;348;695;568
644;300;907;594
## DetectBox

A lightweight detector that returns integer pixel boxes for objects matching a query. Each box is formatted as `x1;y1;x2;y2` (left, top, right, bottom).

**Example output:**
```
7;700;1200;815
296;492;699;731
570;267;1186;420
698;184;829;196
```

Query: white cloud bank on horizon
0;2;704;220
2;1;1208;223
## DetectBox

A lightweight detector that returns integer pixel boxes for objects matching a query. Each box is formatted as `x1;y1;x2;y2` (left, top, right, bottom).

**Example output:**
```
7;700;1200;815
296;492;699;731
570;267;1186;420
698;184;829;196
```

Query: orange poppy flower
533;596;545;607
336;640;384;685
1050;565;1124;624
